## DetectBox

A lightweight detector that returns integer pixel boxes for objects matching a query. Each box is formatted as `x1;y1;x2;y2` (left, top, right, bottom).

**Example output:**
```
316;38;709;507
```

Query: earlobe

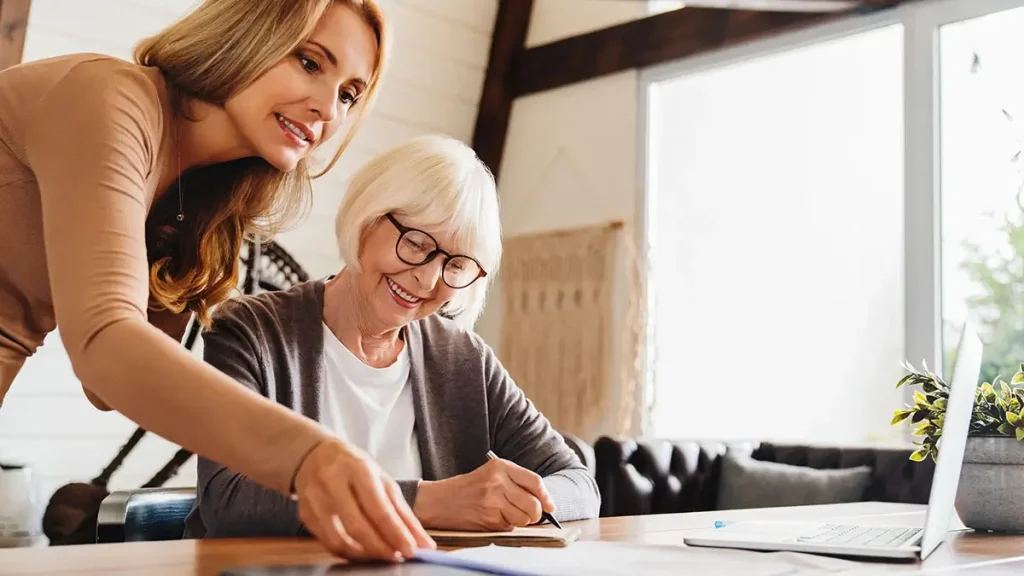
437;302;457;320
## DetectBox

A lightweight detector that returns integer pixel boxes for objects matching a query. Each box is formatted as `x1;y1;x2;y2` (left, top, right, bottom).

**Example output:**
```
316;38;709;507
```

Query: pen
486;450;563;530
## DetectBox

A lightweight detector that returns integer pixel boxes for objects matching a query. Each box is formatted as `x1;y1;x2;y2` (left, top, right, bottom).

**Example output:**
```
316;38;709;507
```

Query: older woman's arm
479;338;602;522
184;306;305;538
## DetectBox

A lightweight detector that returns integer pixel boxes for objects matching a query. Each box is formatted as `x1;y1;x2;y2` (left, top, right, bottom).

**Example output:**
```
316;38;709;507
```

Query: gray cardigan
182;280;600;539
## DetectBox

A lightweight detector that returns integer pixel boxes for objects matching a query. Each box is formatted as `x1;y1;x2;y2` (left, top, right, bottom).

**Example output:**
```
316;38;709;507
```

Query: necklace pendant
176;213;184;222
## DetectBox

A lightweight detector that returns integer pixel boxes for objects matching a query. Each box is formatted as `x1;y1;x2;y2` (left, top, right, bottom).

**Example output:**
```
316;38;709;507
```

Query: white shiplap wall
474;0;647;442
2;0;495;509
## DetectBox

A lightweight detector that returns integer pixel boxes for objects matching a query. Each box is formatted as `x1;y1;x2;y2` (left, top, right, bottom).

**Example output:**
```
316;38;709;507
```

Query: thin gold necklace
176;119;184;222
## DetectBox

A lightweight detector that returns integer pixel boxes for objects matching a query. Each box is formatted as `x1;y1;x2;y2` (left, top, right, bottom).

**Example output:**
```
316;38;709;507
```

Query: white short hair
335;134;502;330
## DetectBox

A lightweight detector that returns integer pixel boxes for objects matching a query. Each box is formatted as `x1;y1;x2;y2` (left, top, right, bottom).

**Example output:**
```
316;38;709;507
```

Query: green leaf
896;373;915;389
1013;370;1024;385
914;390;928;406
1008;412;1020;426
891;410;912;425
1000;381;1013;403
983;383;997;401
910;448;928;462
1015;427;1024;442
934;397;948;410
998;423;1015;436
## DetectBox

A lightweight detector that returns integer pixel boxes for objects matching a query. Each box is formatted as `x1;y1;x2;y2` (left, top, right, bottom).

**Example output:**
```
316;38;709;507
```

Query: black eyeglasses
386;214;486;289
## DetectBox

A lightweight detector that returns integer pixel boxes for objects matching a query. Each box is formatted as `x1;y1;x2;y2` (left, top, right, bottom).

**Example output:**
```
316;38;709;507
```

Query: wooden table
4;502;1024;575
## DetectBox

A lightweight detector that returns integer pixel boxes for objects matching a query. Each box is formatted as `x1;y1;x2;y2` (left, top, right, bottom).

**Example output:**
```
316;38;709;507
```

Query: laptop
683;324;983;561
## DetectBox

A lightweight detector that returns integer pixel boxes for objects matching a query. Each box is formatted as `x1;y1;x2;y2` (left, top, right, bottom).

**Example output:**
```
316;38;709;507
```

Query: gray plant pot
955;436;1024;533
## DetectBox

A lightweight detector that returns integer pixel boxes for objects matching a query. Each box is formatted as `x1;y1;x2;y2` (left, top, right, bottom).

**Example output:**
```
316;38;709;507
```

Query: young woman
0;0;432;561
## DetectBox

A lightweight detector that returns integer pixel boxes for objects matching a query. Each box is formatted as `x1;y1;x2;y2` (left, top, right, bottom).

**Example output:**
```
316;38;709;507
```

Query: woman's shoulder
210;281;324;333
12;53;168;132
6;53;164;100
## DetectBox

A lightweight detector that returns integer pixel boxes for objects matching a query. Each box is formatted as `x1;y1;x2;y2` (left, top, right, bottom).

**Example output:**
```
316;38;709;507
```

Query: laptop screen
917;324;982;560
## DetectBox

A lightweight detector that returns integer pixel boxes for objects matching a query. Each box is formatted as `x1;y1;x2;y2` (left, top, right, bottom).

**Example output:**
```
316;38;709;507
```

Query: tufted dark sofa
592;437;936;517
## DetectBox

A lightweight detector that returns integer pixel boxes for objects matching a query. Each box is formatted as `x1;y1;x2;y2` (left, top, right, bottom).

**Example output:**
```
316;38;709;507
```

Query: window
642;0;1024;444
644;25;905;442
939;7;1024;385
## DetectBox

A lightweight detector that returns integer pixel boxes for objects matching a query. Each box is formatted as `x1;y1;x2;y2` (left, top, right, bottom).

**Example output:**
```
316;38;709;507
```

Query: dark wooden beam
676;0;857;12
470;0;533;180
511;7;844;98
0;0;30;71
679;0;899;8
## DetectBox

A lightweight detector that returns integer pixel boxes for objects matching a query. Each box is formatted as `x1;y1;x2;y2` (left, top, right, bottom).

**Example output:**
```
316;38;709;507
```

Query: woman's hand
413;457;556;531
292;438;435;561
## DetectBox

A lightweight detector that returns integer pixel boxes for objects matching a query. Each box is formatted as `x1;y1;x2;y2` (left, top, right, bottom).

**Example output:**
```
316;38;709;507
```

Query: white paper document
443;541;866;575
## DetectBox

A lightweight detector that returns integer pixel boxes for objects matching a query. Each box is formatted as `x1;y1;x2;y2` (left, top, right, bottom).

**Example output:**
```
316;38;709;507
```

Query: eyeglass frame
385;213;487;289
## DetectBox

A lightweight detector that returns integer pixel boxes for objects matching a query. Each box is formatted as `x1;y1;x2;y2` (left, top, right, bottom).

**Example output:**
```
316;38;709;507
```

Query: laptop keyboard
796;524;922;548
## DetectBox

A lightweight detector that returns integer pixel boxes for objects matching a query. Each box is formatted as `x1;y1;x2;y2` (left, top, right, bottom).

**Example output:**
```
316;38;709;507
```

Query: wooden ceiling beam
0;0;30;71
671;1;858;12
511;7;847;98
470;0;534;180
660;0;903;9
473;0;906;182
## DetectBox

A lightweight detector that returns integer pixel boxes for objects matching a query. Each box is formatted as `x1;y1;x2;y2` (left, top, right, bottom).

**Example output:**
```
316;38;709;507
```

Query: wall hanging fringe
499;221;641;438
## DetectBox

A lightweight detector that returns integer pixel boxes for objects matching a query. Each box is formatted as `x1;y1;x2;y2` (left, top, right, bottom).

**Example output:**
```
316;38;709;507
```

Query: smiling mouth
386;277;423;307
275;113;313;146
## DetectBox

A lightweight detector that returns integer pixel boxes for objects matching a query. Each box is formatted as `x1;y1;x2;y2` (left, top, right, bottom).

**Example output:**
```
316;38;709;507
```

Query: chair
592;437;937;517
560;431;596;477
96;487;197;543
241;239;310;294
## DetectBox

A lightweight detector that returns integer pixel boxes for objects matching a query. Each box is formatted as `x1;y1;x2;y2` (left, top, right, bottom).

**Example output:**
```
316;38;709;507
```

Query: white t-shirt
320;323;422;480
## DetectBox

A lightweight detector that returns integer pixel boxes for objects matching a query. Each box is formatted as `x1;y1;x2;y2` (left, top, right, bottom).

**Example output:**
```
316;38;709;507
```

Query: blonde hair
134;0;389;326
335;135;502;329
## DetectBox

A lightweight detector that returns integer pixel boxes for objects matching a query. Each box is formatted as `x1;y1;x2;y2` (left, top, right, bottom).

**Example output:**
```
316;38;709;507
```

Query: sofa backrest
593;437;936;517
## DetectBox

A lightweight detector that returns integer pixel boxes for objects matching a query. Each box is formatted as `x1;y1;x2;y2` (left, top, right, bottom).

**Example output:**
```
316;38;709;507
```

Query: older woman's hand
293;438;436;561
413;457;556;531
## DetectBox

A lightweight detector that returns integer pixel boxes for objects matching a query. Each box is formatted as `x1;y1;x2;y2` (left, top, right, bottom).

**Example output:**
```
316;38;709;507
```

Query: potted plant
893;361;1024;532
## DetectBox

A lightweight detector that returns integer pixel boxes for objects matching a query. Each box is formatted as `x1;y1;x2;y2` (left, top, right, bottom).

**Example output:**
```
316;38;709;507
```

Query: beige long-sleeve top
0;53;326;495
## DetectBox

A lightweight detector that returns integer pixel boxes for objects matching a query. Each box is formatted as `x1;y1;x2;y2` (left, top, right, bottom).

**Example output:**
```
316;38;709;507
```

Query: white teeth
276;114;309;142
387;278;421;304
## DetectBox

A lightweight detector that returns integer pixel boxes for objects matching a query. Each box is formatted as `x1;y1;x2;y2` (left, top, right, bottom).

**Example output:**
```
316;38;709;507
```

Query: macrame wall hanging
499;221;643;439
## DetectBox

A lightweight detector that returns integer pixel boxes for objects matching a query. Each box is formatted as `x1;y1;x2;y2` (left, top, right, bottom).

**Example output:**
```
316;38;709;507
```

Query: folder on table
426;525;580;548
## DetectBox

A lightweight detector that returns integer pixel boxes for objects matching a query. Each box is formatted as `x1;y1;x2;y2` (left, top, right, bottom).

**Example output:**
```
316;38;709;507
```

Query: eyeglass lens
397;230;481;288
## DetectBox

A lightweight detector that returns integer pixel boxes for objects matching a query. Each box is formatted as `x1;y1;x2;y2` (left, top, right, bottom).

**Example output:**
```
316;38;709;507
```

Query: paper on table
431;541;864;575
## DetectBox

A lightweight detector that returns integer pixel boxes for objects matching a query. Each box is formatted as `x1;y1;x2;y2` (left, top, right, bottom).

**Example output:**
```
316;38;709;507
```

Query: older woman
183;135;600;541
